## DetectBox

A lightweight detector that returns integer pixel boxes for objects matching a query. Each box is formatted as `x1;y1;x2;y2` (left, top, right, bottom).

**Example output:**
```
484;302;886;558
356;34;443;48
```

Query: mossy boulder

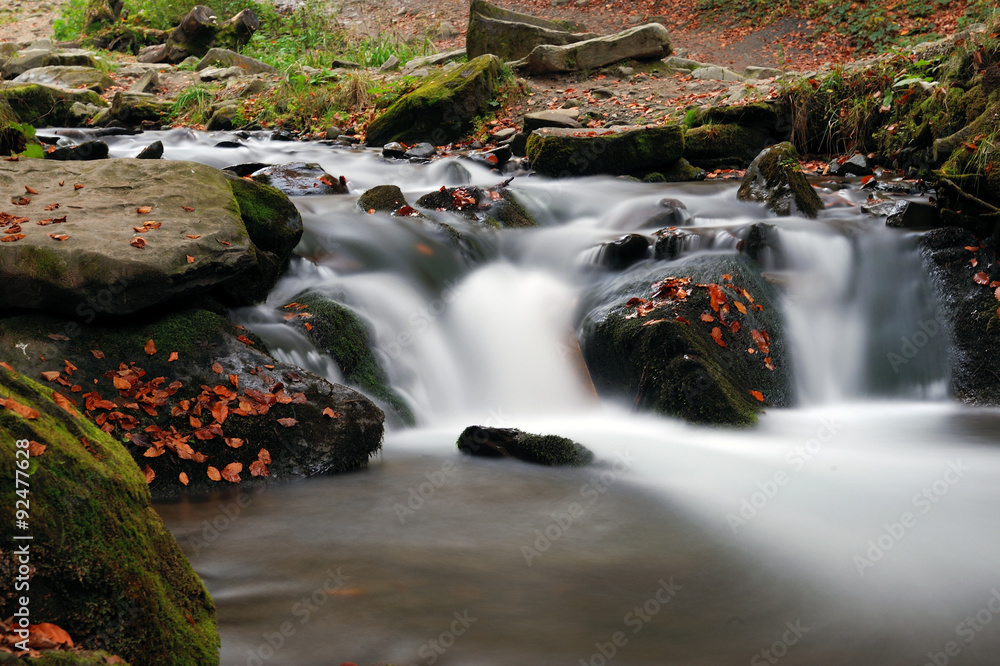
109;92;173;126
581;254;792;425
457;425;593;465
526;124;684;178
918;227;1000;404
737;142;822;218
13;67;116;94
466;0;598;61
364;54;507;147
0;98;37;156
285;291;414;426
1;49;99;80
658;157;706;182
415;185;538;229
0;366;219;663
0;308;385;500
0;84;107;128
357;185;412;214
684;123;770;170
937;102;1000;206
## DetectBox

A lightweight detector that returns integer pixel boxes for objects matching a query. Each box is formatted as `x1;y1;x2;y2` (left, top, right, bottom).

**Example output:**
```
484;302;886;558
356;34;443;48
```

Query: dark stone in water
465;145;512;169
135;140;163;159
457;426;593;466
828;153;873;177
597;233;650;270
270;129;295;141
404;142;437;159
92;126;141;137
382;142;406;159
739;222;782;265
862;199;939;229
653;227;699;260
642;197;689;228
250;162;349;196
214;140;245;148
46;140;109;161
223;162;271;177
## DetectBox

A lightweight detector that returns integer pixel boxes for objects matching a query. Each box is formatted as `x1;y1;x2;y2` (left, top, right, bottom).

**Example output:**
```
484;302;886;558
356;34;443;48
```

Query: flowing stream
76;129;1000;664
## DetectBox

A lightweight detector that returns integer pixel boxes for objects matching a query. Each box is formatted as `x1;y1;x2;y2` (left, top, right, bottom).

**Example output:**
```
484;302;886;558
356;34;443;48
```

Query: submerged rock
364;54;506;146
249;162;349;196
0;368;219;663
526;124;684;178
0;308;385;500
595;233;650;270
457;426;593;465
737;142;823;218
581;254;792;425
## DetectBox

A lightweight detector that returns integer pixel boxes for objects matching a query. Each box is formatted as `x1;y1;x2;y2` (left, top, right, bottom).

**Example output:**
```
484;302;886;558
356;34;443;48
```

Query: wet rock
357;184;412;214
465;145;512;169
861;199;940;228
457;426;593;465
526;124;684;178
222;161;269;177
738;142;822;218
250;162;349;196
653;227;701;260
523;109;583;132
684;123;769;170
739;222;782;266
513;23;672;75
365;54;506;146
382;141;407;159
135;140;164;159
596;233;650;269
581;254;792;425
416;185;538;229
643;197;689;228
206;103;239;131
466;0;598;61
0;369;219;663
404;142;437;159
828;153;873;177
657;158;707;182
45;139;109;160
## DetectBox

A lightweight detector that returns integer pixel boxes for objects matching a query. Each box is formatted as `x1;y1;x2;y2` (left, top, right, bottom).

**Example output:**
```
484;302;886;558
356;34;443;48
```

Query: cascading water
82;129;1000;665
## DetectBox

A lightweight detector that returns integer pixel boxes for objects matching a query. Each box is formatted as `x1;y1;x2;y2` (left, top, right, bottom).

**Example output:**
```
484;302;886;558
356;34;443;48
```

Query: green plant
171;85;215;124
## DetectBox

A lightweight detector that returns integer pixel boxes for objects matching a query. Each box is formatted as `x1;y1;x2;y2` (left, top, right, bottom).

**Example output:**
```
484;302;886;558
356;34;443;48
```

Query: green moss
0;369;218;664
292;292;415;426
226;175;303;257
19;245;68;282
684;123;768;169
364;54;507;146
110;92;172;126
357;185;411;214
517;433;593;466
526;124;685;177
0;84;106;128
738;142;822;218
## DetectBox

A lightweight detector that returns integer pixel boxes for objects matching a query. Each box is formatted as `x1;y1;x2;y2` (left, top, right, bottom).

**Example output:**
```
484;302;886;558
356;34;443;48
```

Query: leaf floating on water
974;272;990;285
179;472;189;486
221;462;242;483
277;417;298;427
415;242;434;255
207;466;221;481
143;464;155;484
144;339;157;355
710;326;726;347
750;390;765;402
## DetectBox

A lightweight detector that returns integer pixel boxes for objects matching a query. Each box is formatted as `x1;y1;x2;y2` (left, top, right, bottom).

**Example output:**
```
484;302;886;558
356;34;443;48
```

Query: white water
78;130;1000;664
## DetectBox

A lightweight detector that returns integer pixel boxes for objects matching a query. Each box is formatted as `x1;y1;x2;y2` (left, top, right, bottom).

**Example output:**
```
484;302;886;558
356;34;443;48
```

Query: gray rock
330;59;361;69
402;48;467;72
662;56;708;72
743;65;782;79
45;140;109;160
491;127;517;141
467;0;598;61
514;23;672;74
828;153;873;177
68;101;101;125
12;65;114;93
250;162;349;196
129;69;160;93
198;65;246;81
379;55;400;71
117;63;170;77
738;143;823;218
523;109;583;132
690;65;745;82
404;142;437;159
196;48;276;74
2;47;98;78
206;104;238;131
135;140;164;159
861;199;939;228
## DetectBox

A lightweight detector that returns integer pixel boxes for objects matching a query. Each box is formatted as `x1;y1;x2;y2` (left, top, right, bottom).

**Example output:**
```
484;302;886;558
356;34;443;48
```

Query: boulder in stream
249;162;349;196
457;425;594;465
0;367;219;663
415;184;538;229
737;142;823;218
581;254;792;425
526;124;684;178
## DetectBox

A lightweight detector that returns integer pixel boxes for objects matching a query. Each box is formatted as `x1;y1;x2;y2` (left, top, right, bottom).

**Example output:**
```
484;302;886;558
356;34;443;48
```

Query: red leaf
168;351;179;362
225;437;244;448
182;205;195;212
751;329;770;355
277;417;298;427
74;183;84;190
238;335;255;345
974;272;990;285
750;390;764;402
322;407;339;418
734;301;747;314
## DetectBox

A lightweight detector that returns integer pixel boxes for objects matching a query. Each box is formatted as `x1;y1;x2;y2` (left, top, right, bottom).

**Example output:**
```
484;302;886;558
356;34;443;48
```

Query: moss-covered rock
415;185;538;229
466;0;598;61
358;185;412;214
286;291;414;426
0;366;219;664
0;98;36;156
937;102;1000;205
364;54;507;146
658;157;706;182
526;124;684;178
684;123;770;170
581;254;792;425
0;84;107;128
109;92;173;126
0;308;385;500
918;227;1000;404
457;425;593;465
737;142;822;218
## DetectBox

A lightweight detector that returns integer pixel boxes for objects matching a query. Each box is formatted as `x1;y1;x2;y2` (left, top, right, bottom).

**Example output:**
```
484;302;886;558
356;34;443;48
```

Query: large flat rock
513;23;672;74
0;158;254;315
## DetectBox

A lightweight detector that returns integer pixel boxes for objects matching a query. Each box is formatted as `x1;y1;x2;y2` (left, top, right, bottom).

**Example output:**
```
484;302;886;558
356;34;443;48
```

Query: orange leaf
974;272;990;285
182;206;195;212
322;407;339;418
144;339;156;355
212;362;224;374
729;321;741;334
277;417;298;427
207;466;221;481
41;370;61;381
142;465;155;484
221;462;243;483
995;286;1000;302
90;349;105;359
59;179;64;186
699;313;714;322
229;373;238;388
710;326;726;347
764;356;776;371
1;397;40;419
74;183;84;190
168;351;179;362
751;329;770;355
750;390;764;402
52;391;77;416
137;205;153;214
187;255;195;263
179;472;189;486
258;448;271;463
130;237;146;249
185;234;201;239
29;623;73;648
25;185;38;194
225;437;244;448
28;440;46;456
971;258;979;268
237;335;255;345
112;376;132;390
250;460;270;477
1;233;25;242
1;361;15;374
734;301;747;314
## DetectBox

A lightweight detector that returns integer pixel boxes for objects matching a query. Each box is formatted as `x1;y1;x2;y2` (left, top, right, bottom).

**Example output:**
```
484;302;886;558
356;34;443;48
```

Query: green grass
171;84;214;124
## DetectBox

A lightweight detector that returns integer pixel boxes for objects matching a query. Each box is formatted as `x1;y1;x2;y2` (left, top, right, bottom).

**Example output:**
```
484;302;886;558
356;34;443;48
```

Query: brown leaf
699;313;714;323
25;185;38;194
211;402;228;424
1;233;25;242
995;286;1000;302
182;206;195;212
225;437;244;448
734;301;747;314
144;339;157;355
258;448;271;463
112;376;132;390
212;362;224;374
1;397;40;419
322;407;340;418
751;329;770;355
59;179;64;186
764;356;776;371
41;370;61;381
229;373;238;388
130;237;146;249
52;391;78;416
710;326;726;348
11;196;30;205
218;239;231;247
44;202;60;211
90;349;105;359
0;361;16;374
168;351;179;362
729;321;741;334
74;183;84;190
187;255;195;264
185;234;201;239
207;466;222;481
179;472;189;486
137;205;153;214
277;417;298;427
142;465;155;484
750;390;765;402
48;233;69;241
250;460;270;477
29;623;73;648
47;333;69;341
221;462;243;483
28;441;46;456
237;335;255;345
974;272;990;285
